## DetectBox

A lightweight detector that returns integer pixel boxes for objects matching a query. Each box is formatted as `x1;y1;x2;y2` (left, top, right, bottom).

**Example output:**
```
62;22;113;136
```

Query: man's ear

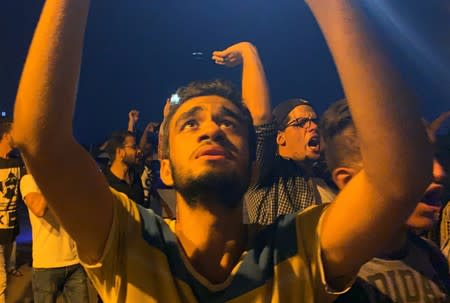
276;131;286;146
332;167;356;190
116;148;124;161
160;159;174;187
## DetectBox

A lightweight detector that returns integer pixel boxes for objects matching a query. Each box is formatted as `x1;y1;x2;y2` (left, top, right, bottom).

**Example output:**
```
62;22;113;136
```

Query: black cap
272;98;311;129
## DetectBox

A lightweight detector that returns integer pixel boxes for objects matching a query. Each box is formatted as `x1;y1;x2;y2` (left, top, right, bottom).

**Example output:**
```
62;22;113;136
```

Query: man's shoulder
103;168;123;187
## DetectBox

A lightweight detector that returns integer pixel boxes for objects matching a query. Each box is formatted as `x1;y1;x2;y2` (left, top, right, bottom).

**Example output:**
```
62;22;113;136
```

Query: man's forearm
24;193;48;218
13;0;90;149
308;1;432;199
12;0;113;264
308;0;435;282
241;44;272;125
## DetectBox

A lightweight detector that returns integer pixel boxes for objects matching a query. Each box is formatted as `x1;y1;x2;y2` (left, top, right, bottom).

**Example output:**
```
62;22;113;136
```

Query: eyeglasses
122;144;140;150
284;117;319;129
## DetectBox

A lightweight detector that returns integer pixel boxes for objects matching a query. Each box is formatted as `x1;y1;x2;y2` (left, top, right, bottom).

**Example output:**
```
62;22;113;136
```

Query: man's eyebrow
175;106;203;128
218;106;244;122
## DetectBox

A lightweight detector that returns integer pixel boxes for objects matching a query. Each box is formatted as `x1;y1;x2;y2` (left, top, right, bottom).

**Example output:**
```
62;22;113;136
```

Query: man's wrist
241;44;258;59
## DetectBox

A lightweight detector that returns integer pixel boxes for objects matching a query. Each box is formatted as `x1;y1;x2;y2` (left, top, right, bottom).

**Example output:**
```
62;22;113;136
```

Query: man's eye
300;119;309;127
295;118;308;128
181;119;198;130
221;119;236;129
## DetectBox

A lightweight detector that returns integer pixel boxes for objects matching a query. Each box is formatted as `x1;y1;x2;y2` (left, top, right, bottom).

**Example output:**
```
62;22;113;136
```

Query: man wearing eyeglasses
103;131;146;207
212;43;335;225
243;97;336;224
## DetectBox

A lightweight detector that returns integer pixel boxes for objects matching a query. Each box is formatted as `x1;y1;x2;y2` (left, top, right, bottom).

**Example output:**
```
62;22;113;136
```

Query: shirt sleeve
252;121;278;185
19;174;41;197
244;122;278;224
79;188;142;302
296;205;354;302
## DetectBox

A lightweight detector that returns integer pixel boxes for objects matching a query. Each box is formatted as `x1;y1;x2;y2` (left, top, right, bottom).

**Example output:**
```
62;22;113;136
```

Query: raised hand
429;111;450;138
128;109;140;133
128;109;140;124
212;41;270;125
212;42;256;68
144;122;160;134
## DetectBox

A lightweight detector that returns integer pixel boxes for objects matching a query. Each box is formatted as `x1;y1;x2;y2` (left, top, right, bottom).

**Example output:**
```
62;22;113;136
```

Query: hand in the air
212;42;255;68
128;109;140;124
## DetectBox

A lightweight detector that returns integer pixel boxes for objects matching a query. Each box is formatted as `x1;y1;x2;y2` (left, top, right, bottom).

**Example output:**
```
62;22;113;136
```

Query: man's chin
407;217;438;231
193;163;236;176
175;171;249;210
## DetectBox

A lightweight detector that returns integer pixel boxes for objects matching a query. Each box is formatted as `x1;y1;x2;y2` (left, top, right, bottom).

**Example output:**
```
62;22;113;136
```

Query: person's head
273;98;320;165
141;142;154;164
321;99;446;231
160;80;256;209
106;131;141;166
0;118;13;151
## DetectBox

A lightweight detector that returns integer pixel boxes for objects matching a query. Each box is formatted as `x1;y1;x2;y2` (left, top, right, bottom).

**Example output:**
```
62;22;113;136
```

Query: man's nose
198;120;225;143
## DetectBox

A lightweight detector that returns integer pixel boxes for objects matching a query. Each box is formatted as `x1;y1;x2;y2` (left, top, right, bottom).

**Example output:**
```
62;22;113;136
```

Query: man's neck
278;150;315;175
175;196;247;284
294;159;314;175
109;161;132;184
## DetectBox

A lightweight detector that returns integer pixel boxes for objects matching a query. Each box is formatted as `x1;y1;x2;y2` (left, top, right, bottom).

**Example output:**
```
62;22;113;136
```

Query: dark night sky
1;0;449;144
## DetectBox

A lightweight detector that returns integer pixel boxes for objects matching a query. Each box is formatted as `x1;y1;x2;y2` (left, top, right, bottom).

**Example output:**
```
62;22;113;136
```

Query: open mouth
421;186;444;207
307;136;320;152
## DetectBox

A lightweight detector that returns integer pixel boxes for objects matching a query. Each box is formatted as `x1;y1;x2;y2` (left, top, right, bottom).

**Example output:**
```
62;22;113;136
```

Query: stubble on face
170;160;250;210
166;96;253;210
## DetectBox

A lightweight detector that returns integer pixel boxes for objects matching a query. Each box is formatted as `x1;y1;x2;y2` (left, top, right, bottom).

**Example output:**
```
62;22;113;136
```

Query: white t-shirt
312;177;336;203
20;174;79;268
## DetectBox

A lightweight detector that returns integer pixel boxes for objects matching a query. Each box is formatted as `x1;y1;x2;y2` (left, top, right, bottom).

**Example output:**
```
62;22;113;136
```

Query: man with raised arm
212;42;336;225
13;0;434;302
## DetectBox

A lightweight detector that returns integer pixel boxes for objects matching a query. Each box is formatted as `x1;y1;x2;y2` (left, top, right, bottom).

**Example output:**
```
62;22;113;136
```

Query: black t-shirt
103;167;146;208
335;233;450;303
0;157;25;244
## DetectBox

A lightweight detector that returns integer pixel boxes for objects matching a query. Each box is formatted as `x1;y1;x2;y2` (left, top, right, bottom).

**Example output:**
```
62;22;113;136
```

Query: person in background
213;42;335;225
104;131;146;207
139;121;174;217
425;111;450;258
321;99;450;302
127;109;139;134
0;118;24;303
20;174;89;303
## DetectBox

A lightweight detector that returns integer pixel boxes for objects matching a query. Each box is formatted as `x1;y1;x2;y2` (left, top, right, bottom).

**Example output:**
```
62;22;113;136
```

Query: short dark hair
320;99;362;172
106;131;135;162
160;79;256;162
0;118;12;140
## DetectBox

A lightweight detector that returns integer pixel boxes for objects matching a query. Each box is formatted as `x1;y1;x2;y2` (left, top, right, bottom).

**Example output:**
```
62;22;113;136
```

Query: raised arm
307;1;434;281
212;42;272;125
139;122;159;151
12;0;113;264
128;109;140;133
429;111;450;138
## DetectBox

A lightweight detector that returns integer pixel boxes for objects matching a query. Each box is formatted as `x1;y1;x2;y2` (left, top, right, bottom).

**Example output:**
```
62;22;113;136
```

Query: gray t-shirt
336;233;450;303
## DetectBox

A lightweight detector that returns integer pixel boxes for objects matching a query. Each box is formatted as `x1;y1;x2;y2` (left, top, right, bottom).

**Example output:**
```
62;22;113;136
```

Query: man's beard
171;163;250;210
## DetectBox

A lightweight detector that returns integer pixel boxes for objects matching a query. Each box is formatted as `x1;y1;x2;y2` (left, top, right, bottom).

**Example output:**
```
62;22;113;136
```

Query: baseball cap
272;98;311;129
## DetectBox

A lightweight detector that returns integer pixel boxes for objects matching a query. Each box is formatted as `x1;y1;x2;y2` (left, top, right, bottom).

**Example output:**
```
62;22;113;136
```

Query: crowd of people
1;0;450;302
